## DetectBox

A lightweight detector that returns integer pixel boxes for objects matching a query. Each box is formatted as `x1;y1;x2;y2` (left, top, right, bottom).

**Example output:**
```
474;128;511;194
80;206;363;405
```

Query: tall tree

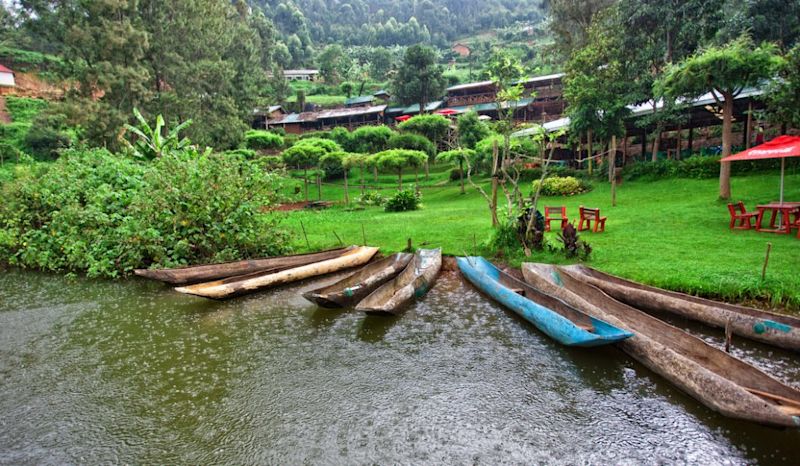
391;45;445;114
766;44;800;130
658;36;782;199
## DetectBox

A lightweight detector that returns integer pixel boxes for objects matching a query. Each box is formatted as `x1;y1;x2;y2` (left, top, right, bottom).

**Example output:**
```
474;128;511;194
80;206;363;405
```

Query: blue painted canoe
457;257;633;347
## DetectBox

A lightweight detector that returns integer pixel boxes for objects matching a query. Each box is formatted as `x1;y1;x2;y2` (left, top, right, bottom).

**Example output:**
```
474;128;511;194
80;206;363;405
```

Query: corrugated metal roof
402;101;443;114
316;104;387;120
446;80;494;93
518;73;565;85
345;95;374;106
284;69;319;74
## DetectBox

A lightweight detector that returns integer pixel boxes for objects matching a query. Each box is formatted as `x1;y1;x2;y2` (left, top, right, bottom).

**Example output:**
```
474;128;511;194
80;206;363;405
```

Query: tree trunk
317;173;322;200
398;168;403;190
745;101;753;149
688;127;694;154
344;169;349;204
415;167;420;194
587;129;593;175
361;167;366;196
651;124;662;162
720;94;734;200
459;160;465;194
303;167;309;202
373;166;378;182
490;140;499;227
611;135;617;207
425;160;429;181
676;125;682;160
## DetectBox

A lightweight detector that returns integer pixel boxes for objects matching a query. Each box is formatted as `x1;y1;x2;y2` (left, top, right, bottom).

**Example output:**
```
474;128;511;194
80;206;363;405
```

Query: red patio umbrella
434;108;459;116
395;115;411;122
720;135;800;204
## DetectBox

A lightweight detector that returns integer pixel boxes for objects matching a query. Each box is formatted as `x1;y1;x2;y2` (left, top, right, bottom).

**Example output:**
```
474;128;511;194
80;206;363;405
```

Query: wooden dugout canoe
458;257;632;347
565;265;800;351
302;253;414;308
522;263;800;428
174;246;379;300
355;249;442;316
134;247;354;286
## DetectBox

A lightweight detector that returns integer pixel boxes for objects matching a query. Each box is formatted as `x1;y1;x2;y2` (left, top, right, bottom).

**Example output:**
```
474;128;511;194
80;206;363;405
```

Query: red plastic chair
727;202;758;230
544;206;568;232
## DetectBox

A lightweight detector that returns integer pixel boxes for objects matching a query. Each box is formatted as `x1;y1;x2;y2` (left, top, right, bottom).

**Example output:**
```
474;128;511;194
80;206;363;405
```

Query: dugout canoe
522;263;800;428
355;249;442;316
458;257;632;347
174;246;379;300
134;247;354;286
565;265;800;351
302;253;414;308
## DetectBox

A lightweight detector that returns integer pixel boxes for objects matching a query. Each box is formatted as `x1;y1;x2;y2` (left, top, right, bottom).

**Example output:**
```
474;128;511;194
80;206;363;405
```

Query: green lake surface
1;268;799;464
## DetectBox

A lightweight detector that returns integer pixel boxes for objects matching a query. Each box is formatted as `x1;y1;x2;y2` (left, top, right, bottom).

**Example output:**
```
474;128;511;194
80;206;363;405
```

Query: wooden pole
490;140;499;226
610;135;617;207
361;223;367;246
406;237;413;252
300;220;310;249
762;242;772;281
745;101;753;148
332;230;344;246
688;126;694;155
587;129;593;175
676;124;682;160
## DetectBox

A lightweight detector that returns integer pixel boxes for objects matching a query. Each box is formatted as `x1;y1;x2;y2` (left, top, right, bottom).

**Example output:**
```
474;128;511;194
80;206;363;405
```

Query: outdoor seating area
545;205;607;233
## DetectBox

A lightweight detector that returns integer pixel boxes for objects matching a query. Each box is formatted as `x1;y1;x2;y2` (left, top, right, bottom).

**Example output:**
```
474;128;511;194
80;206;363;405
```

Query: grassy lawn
278;166;800;309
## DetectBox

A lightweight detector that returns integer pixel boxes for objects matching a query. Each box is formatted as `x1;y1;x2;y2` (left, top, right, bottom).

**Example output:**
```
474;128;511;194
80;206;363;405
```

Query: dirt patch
263;201;335;212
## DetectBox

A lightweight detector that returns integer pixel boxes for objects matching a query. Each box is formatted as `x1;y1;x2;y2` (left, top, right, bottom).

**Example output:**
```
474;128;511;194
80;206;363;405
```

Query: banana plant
123;108;193;159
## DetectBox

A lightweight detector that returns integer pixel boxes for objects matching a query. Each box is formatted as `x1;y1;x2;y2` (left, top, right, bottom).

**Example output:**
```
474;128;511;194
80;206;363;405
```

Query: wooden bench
727;201;758;230
544;206;568;232
577;206;607;233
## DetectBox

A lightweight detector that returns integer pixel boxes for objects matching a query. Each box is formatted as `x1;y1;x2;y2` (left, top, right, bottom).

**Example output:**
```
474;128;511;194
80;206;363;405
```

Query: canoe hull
174;246;379;299
134;247;353;285
458;257;632;347
302;253;414;308
565;265;800;351
356;249;442;316
522;263;800;428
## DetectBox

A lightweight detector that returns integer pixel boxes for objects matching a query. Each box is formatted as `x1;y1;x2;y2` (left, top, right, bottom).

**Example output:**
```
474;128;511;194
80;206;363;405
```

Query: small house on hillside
452;43;471;58
283;69;319;81
252;105;286;129
0;64;16;94
345;95;374;108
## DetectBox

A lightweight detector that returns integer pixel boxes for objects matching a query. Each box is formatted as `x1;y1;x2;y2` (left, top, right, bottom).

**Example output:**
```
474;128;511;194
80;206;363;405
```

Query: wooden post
343;169;349;204
361;223;367;246
490;140;499;227
587;129;593;175
641;129;647;161
332;230;344;246
317;173;322;201
725;318;733;353
745;101;753;149
610;135;617;207
300;221;310;249
688;126;694;155
622;133;628;167
676;124;682;160
406;237;413;252
762;242;772;281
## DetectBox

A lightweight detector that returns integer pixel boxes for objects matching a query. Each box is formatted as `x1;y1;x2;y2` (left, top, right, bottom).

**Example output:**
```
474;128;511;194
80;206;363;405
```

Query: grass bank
278;167;800;309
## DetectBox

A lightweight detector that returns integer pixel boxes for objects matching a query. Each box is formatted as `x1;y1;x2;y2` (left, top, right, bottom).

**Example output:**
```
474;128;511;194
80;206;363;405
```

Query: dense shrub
0;148;288;277
23;113;73;159
398;114;449;144
449;168;463;181
245;130;284;150
474;133;540;173
318;151;349;180
223;148;257;158
385;189;421;212
388;133;436;158
457;110;489;149
350;125;393;153
532;176;591;196
292;137;341;154
357;191;385;206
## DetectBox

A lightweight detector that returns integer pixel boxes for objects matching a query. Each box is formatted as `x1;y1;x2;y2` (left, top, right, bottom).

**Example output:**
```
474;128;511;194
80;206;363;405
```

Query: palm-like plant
123;108;193;159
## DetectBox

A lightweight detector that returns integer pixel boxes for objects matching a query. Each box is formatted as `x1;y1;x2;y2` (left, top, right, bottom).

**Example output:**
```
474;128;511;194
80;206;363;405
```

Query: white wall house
0;64;15;88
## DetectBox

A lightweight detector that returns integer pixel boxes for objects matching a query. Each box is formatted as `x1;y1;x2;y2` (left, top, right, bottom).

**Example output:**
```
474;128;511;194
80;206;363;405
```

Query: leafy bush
388;133;436;158
245;130;284;150
398;114;449;144
457;110;489;149
0;148;288;277
292;137;341;154
257;155;285;170
385;189;421;212
23;112;73;159
282;144;326;169
449;168;463;181
318;151;348;180
224;148;257;159
532;176;591;196
350;125;393;153
357;191;385;206
5;97;48;122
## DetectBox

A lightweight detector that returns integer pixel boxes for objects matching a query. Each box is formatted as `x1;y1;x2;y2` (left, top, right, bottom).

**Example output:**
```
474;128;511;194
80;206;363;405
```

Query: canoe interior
572;265;800;327
134;246;354;285
552;265;800;408
357;249;442;314
303;253;413;308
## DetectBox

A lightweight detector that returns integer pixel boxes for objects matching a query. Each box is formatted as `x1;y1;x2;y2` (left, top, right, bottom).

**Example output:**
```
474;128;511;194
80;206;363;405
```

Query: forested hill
251;0;547;46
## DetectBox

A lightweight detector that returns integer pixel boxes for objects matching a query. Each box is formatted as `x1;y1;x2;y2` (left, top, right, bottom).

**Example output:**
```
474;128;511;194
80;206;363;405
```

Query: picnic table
755;202;800;234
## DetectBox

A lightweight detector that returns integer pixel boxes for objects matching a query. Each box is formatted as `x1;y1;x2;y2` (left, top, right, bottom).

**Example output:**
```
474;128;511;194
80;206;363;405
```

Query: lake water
1;268;799;464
